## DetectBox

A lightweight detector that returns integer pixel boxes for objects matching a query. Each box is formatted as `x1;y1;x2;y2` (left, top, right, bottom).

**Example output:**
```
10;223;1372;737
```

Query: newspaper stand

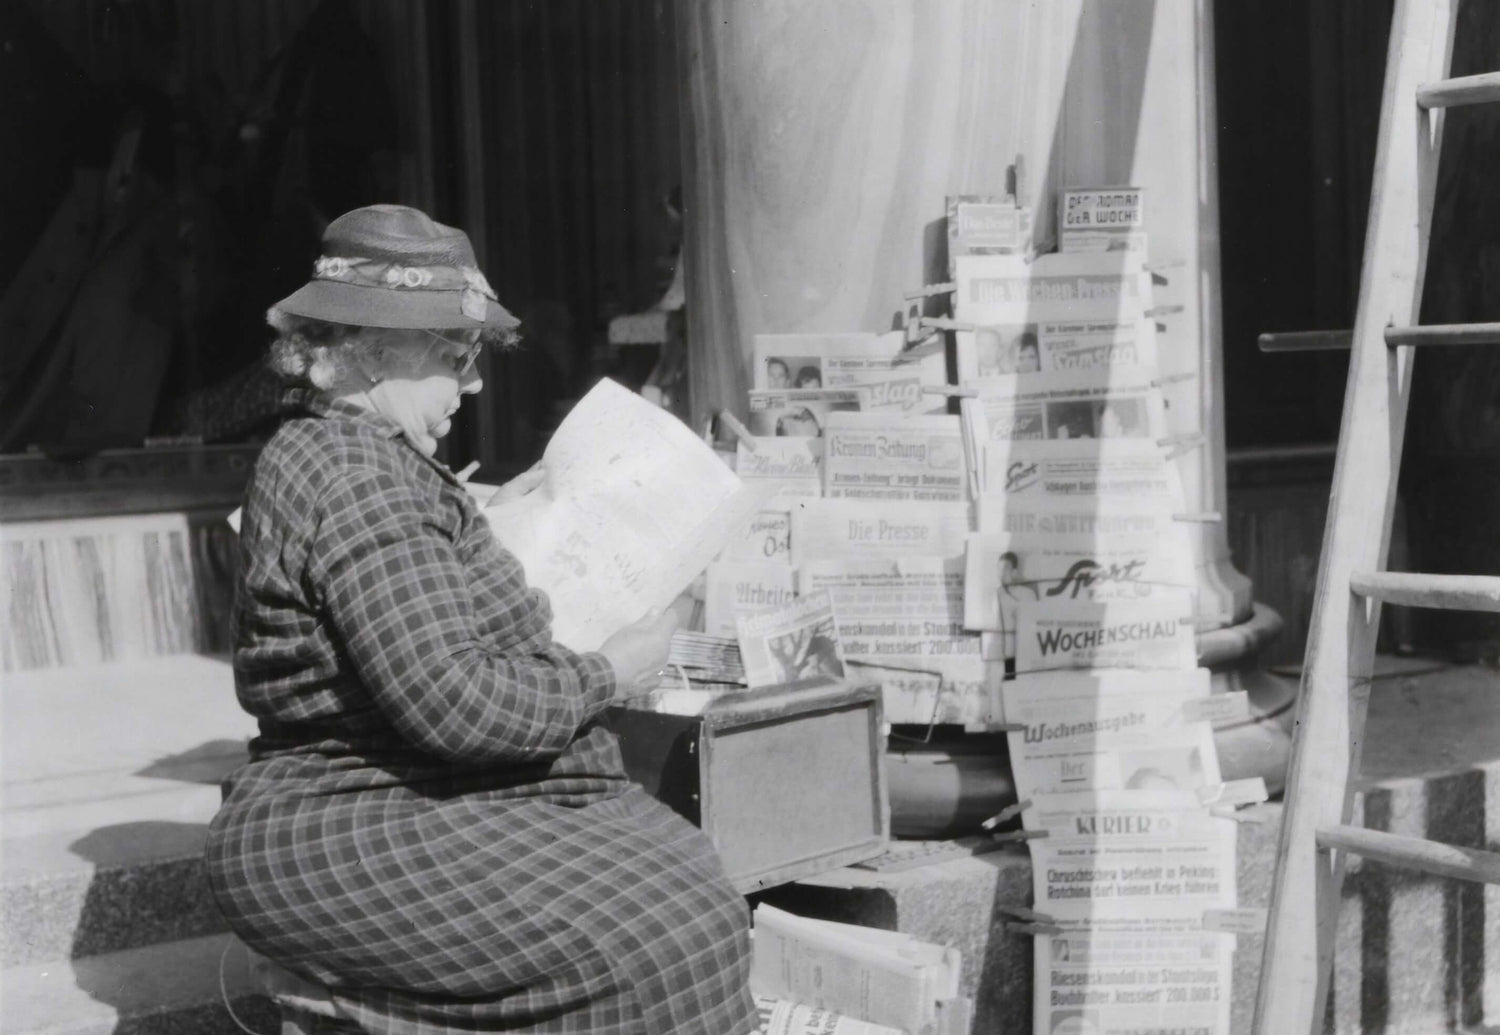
606;678;889;893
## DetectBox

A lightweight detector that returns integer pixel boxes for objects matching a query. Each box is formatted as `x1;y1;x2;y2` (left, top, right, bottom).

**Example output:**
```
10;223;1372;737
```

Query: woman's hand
599;609;679;697
485;463;546;506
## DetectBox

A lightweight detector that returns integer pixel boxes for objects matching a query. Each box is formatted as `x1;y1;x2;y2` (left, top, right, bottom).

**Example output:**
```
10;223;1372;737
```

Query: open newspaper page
1001;669;1218;801
790;499;972;567
800;557;1000;727
485;378;770;651
736;590;846;688
822;412;969;503
753;331;947;415
952;252;1158;383
1027;791;1237;1035
1014;595;1198;672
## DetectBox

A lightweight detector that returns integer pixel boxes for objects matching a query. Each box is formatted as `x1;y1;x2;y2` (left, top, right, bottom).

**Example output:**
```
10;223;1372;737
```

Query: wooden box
605;679;889;892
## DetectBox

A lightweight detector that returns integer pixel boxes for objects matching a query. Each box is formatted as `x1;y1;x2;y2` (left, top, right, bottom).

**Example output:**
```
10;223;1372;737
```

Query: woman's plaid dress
206;393;757;1034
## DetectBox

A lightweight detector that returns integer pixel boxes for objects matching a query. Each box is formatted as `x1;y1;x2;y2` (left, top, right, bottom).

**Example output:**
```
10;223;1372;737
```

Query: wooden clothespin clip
1006;922;1064;937
717;411;758;453
988;829;1048;844
1144;258;1186;275
997;903;1057;925
1145;304;1185;319
1157;432;1206;459
981;798;1033;831
918;316;978;333
921;384;980;399
1151;371;1198;388
1211;803;1278;824
903;282;956;301
1172;511;1223;524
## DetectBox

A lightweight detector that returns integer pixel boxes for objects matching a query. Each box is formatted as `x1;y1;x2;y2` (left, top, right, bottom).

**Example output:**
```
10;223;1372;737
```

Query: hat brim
271;280;519;332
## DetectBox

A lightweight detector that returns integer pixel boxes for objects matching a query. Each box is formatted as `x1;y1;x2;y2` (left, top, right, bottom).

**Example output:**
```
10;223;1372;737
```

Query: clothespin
1144;258;1186;275
919;316;977;333
1006;922;1063;937
903;282;956;301
1172;511;1223;524
1211;803;1278;824
921;384;980;398
997;903;1057;925
1145;304;1185;319
987;829;1048;844
1157;432;1206;460
981;798;1033;831
1151;371;1197;388
718;411;758;453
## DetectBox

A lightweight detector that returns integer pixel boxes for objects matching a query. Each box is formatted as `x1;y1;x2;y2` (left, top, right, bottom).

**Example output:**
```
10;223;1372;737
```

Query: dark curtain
1216;0;1500;656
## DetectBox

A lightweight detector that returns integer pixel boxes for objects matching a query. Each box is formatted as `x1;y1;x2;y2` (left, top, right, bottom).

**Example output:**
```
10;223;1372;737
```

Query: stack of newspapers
751;905;971;1035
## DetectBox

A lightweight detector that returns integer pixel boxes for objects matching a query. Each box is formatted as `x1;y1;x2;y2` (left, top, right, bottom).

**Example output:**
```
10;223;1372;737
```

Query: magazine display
704;561;798;638
748;388;864;438
790;499;971;567
1014;595;1198;672
960;368;1167;445
822;412;969;503
800;557;1000;727
1001;669;1218;800
736;590;846;688
952;252;1159;383
753;332;947;415
974;438;1186;504
736;437;824;498
946;193;1033;274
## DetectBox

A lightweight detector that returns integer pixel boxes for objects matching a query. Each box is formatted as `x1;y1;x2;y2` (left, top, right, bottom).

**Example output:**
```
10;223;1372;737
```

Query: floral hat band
269;205;519;332
312;255;498;322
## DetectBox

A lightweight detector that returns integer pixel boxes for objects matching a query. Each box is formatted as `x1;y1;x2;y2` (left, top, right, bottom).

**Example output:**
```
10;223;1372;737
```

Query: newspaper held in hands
485;378;770;652
736;590;846;689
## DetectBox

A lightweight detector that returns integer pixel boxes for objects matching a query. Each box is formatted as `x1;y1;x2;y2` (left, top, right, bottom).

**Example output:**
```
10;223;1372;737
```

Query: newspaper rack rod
1415;71;1500;108
1260;322;1500;352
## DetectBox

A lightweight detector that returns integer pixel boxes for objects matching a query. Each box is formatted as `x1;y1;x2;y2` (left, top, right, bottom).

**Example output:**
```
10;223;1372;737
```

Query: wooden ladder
1251;0;1500;1031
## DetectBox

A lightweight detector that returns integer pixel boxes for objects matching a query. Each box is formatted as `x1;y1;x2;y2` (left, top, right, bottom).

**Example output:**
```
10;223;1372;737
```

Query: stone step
1;656;254;966
0;932;279;1035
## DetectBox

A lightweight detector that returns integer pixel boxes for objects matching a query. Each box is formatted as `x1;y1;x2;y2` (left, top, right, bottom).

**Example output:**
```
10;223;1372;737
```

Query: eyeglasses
421;329;485;375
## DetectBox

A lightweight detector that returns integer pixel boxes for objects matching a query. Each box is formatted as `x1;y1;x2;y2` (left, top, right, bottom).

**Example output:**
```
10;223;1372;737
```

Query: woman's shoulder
251;414;430;521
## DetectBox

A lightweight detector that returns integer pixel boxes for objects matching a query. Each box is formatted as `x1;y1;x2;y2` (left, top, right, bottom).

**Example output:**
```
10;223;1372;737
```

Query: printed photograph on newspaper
748;388;864;438
736;589;846;688
800;556;1001;726
753;331;947;415
1014;595;1198;672
822;411;969;503
789;498;971;567
1001;669;1219;801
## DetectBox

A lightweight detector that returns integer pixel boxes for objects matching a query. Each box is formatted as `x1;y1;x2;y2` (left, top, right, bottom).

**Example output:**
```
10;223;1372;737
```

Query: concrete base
765;659;1500;1035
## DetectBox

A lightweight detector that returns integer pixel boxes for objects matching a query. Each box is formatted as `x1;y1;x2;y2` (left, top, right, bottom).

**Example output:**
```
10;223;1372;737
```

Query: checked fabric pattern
206;392;756;1034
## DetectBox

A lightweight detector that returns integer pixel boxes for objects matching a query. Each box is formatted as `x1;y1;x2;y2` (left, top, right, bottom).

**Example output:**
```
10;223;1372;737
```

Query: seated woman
205;205;758;1034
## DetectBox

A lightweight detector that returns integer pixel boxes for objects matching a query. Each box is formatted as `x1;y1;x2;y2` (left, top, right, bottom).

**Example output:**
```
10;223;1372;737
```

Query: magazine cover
736;589;846;688
752;331;947;415
747;388;864;438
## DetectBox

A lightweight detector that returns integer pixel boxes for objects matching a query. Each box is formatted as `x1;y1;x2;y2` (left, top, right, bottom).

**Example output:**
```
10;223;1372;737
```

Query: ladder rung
1256;330;1353;353
1317;825;1500;885
1349;571;1500;612
1416;71;1500;109
1384;322;1500;347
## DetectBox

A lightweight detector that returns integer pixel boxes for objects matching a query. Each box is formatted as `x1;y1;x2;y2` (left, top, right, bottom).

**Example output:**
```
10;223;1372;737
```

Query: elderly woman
205;205;758;1034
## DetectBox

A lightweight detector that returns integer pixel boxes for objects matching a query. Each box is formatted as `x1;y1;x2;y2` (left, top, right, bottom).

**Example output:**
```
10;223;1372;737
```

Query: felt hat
270;205;519;332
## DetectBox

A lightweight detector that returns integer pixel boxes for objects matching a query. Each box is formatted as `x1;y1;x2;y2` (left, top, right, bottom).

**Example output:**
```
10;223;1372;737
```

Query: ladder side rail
1250;0;1458;1032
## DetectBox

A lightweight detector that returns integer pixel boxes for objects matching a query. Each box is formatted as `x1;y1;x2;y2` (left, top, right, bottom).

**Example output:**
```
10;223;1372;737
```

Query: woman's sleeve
307;463;617;763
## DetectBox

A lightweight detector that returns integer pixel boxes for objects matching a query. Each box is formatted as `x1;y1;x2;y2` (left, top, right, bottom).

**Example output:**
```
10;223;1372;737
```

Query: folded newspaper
751;905;971;1035
485;378;770;651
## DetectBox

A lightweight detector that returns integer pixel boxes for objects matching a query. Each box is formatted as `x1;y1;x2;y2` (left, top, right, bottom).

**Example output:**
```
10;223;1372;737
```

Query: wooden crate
605;679;889;892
